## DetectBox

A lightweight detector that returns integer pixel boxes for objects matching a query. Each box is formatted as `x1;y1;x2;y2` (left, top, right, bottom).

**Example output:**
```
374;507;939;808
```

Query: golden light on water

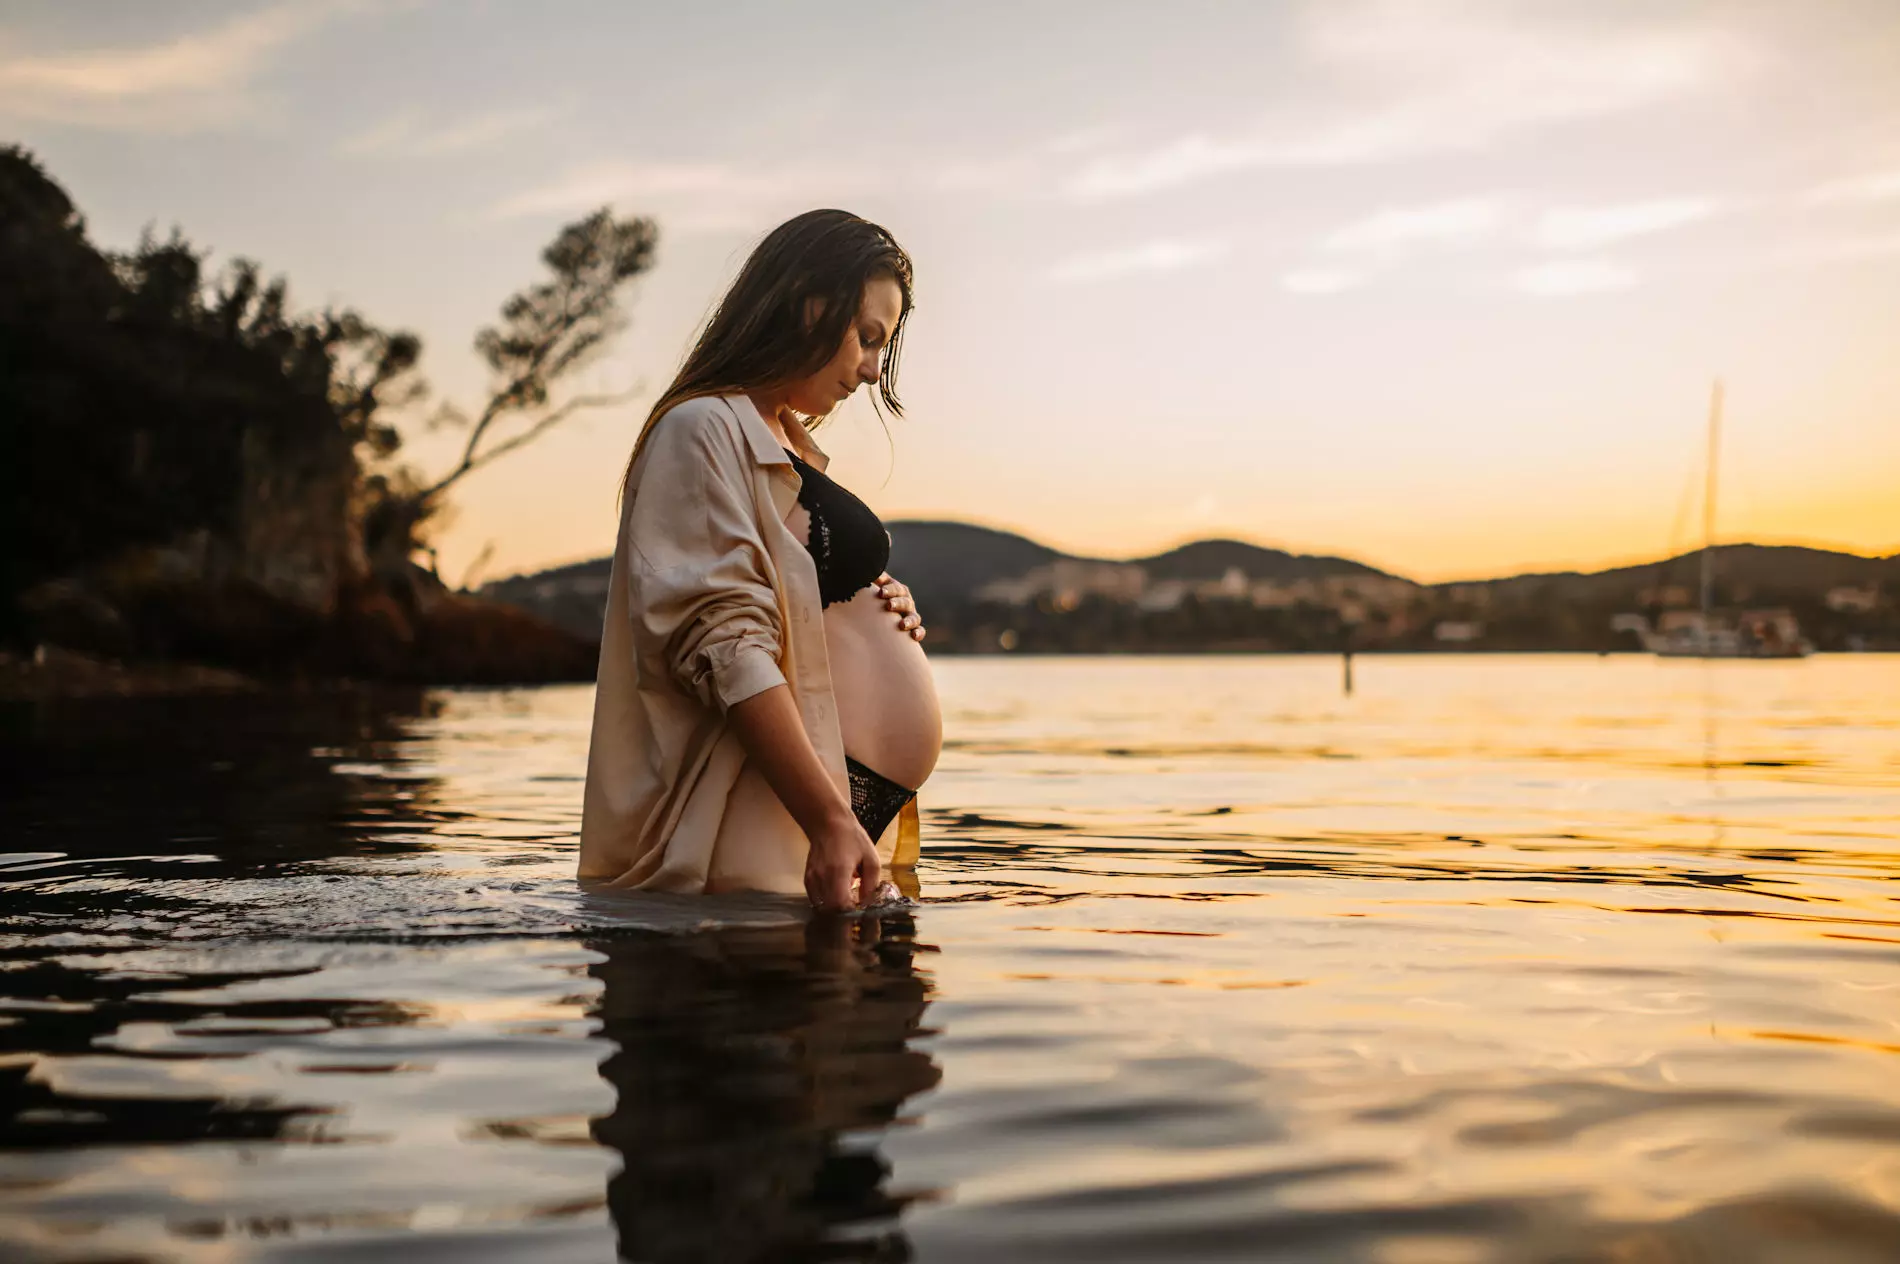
5;3;1900;1259
4;656;1899;1257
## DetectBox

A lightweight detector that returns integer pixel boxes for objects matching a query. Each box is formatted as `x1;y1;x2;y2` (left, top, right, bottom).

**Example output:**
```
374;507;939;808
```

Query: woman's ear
801;295;826;331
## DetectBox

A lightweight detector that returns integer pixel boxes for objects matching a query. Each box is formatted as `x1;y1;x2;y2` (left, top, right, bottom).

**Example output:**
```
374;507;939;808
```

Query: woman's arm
728;684;881;910
626;410;788;711
623;403;872;908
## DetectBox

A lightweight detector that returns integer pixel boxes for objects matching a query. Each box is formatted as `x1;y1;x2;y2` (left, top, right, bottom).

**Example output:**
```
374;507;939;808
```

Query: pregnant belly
823;587;943;791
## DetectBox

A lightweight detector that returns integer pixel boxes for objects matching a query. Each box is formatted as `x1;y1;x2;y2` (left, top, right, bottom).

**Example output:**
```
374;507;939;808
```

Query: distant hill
483;522;1404;639
1132;538;1394;584
1442;544;1900;602
885;523;1396;604
476;523;1896;651
478;556;612;643
885;522;1061;604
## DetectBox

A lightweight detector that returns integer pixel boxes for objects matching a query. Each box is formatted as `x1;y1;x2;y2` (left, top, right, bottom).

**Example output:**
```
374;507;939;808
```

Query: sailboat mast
1699;379;1724;627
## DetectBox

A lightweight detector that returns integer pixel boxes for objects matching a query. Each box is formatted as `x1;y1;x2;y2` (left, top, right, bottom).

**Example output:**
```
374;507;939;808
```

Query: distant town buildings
1741;609;1804;647
1136;580;1190;612
1608;607;1813;657
977;563;1423;619
1638;585;1694;609
976;560;1146;609
1658;610;1708;636
1826;584;1881;613
534;574;608;602
475;525;1899;655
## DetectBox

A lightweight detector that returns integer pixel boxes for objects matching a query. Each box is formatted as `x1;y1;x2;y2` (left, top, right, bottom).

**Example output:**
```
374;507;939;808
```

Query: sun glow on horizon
4;0;1895;585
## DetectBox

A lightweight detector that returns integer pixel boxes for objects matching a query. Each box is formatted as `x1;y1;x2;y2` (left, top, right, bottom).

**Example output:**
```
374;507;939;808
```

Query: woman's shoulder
643;394;753;462
651;393;741;437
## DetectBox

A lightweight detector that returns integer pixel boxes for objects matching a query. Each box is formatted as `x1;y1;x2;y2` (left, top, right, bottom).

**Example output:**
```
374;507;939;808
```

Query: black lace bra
784;449;891;608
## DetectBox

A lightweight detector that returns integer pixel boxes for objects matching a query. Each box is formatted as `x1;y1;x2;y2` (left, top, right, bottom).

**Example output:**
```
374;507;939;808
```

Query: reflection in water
0;955;358;1151
5;688;445;865
1;659;1898;1262
589;917;940;1264
2;690;446;1160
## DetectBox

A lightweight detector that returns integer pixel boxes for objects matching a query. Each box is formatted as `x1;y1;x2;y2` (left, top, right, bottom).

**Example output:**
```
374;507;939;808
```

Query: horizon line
476;520;1900;590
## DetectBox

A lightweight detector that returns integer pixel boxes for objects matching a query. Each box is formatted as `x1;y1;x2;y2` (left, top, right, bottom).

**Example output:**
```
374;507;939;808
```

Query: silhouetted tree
365;207;658;571
1;143;656;662
0;149;364;627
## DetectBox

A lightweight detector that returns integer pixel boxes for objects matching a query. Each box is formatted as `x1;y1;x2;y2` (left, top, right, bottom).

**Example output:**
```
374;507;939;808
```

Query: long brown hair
621;208;913;500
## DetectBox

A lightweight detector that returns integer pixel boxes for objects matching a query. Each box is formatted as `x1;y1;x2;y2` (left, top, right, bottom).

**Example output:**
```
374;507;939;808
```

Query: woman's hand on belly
825;585;943;790
874;572;926;642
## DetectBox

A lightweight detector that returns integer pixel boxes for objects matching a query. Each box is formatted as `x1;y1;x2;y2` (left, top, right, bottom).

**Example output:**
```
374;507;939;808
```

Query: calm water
4;655;1900;1263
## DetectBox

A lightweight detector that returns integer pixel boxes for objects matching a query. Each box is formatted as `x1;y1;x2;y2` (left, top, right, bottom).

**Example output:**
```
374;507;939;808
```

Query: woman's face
784;276;904;417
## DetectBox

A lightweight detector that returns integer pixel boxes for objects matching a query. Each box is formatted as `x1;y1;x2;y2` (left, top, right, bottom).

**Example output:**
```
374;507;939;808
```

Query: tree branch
418;384;642;502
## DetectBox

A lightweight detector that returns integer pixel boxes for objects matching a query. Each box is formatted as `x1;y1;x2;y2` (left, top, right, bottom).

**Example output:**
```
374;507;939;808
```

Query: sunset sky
5;0;1897;583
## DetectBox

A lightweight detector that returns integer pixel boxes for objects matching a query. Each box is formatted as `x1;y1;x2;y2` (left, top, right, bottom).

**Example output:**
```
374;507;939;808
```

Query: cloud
1532;198;1717;249
1044;124;1126;157
1766;231;1900;267
1324;197;1505;253
1068;133;1278;200
1142;491;1229;529
1064;0;1742;200
926;128;1126;197
1290;198;1502;287
1805;169;1900;205
1183;492;1224;523
922;151;1044;195
1046;237;1230;283
488;159;822;229
1281;268;1368;295
500;136;1049;228
340;103;565;158
0;2;364;130
1514;258;1638;296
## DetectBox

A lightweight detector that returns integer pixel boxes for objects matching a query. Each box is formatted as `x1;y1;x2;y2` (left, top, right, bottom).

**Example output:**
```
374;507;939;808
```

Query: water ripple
2;659;1898;1262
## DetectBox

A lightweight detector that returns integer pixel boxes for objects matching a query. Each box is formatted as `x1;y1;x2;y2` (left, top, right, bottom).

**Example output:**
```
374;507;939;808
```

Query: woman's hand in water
875;573;926;642
726;686;882;912
805;807;882;912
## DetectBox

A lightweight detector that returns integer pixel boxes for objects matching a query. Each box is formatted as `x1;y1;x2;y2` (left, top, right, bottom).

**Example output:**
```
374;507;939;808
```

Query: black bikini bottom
846;756;916;841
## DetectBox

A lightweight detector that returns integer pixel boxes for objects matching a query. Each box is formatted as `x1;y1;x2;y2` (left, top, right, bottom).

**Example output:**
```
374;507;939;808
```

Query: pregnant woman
580;210;941;912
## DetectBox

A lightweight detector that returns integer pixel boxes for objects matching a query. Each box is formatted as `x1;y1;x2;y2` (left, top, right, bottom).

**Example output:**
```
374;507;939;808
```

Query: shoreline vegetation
6;147;1894;700
4;146;645;700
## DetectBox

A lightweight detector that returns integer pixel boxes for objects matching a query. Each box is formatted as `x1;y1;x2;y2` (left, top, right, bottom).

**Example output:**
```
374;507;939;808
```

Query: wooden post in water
1342;648;1354;696
1698;379;1723;650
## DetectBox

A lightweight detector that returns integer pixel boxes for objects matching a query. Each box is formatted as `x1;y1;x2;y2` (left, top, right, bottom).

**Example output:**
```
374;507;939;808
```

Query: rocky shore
0;645;259;701
7;572;598;702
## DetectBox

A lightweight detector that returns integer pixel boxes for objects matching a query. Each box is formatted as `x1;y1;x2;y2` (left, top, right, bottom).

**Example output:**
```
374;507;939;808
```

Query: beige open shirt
579;393;918;894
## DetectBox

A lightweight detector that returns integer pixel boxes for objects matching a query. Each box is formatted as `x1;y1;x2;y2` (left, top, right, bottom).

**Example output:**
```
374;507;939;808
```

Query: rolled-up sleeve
624;406;786;711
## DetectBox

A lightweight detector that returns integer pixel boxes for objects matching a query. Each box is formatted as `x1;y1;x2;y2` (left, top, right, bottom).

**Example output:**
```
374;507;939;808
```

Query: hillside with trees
1;145;653;690
484;524;1899;655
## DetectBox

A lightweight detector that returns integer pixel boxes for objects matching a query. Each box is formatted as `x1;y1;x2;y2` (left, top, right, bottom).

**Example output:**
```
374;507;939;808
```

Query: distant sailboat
1641;381;1814;659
